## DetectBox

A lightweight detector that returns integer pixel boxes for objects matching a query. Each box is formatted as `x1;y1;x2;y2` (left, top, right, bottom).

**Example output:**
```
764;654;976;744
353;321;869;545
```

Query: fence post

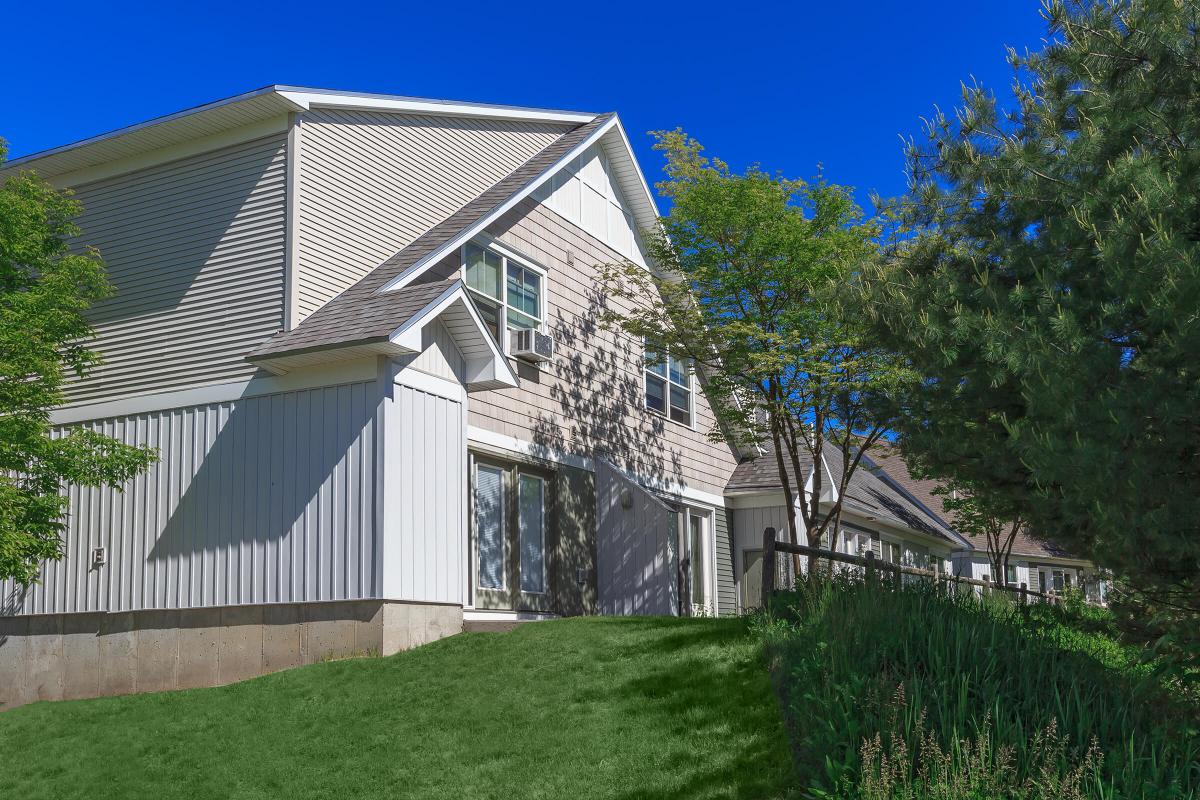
865;550;876;585
1020;582;1028;605
761;527;776;610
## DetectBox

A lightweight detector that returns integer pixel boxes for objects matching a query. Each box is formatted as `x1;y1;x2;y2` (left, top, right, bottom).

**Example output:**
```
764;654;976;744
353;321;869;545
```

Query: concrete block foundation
0;600;462;710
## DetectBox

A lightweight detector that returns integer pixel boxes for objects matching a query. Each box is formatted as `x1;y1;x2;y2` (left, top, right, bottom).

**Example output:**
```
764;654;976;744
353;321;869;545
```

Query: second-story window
463;242;542;343
645;348;692;425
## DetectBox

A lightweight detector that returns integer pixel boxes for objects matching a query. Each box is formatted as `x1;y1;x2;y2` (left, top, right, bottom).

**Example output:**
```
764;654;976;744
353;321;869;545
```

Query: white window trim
679;505;715;616
475;462;507;593
643;345;696;429
518;472;548;596
461;239;549;356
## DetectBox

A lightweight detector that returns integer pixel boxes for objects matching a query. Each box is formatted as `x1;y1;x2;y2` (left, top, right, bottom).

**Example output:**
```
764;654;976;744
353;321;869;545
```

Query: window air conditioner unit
509;329;554;363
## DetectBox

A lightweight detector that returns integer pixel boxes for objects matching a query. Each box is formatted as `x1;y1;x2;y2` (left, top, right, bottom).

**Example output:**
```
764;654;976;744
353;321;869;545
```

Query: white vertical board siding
731;506;803;603
383;382;465;605
0;381;381;616
532;143;645;265
63;133;289;406
596;461;678;616
295;110;571;320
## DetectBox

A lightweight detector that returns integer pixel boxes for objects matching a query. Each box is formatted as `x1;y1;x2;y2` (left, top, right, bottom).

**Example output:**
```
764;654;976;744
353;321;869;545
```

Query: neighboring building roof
724;443;959;545
248;114;612;366
822;447;959;543
859;443;958;532
862;442;1078;560
725;447;814;493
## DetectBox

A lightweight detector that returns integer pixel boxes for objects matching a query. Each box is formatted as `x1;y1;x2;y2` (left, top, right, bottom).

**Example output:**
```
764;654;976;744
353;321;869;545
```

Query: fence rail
760;527;1063;609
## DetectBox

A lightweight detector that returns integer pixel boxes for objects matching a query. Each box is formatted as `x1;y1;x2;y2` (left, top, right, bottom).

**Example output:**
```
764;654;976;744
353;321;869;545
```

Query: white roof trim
388;281;518;390
5;85;597;176
275;86;598;124
5;86;304;170
606;117;662;237
379;115;622;293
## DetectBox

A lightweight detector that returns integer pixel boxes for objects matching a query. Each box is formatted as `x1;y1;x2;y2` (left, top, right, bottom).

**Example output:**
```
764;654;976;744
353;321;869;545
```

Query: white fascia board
275;87;598;124
379;115;621;293
387;281;518;389
950;548;1096;570
606;117;662;231
5;85;298;169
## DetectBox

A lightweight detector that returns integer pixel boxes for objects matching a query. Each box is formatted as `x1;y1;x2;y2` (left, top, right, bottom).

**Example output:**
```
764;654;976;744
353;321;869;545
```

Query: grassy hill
0;617;797;800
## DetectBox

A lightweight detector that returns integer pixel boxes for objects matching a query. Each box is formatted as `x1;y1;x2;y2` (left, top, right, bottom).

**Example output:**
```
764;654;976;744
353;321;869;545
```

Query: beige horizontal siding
468;199;740;495
295;110;571;321
63;134;289;406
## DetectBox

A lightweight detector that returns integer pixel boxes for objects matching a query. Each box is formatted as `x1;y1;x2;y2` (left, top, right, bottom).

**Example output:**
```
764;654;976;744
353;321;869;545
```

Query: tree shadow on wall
528;276;686;491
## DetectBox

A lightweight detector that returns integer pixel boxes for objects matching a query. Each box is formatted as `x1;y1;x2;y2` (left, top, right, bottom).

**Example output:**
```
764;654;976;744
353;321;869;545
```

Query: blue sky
2;2;1048;210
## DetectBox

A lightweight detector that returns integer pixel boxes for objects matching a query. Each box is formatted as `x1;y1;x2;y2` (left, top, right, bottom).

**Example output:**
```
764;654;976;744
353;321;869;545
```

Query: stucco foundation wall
0;600;461;710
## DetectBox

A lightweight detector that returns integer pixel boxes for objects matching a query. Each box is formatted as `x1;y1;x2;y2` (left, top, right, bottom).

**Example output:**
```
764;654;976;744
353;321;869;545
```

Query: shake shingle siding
465;199;740;495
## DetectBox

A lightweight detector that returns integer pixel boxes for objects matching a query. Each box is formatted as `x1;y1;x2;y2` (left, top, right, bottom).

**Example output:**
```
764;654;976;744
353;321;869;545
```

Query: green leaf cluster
599;130;913;553
0;140;156;584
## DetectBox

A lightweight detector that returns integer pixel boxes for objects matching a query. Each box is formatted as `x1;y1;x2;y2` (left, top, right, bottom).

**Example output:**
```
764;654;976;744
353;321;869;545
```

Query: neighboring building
724;446;970;611
0;87;751;707
861;445;1108;604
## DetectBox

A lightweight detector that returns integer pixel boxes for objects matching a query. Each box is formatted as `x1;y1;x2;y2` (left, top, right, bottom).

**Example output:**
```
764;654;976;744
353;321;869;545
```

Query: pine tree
861;1;1200;623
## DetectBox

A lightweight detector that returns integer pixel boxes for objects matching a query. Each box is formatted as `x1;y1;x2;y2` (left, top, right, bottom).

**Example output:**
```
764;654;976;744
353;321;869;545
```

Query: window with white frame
645;348;692;425
463;241;543;343
846;529;874;557
880;539;902;565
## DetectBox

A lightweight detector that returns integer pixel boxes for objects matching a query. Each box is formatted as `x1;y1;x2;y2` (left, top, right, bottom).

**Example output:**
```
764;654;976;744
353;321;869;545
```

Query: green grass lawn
0;617;797;800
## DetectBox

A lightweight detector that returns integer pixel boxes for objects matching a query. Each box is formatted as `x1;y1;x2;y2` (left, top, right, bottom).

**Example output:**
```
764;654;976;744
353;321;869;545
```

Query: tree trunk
766;383;803;581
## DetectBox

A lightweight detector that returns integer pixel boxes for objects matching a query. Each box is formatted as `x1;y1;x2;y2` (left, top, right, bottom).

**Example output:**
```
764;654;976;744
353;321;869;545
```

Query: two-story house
0;87;752;706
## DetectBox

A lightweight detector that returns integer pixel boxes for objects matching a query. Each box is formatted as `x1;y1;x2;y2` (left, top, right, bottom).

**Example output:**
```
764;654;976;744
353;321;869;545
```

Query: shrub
756;574;1199;798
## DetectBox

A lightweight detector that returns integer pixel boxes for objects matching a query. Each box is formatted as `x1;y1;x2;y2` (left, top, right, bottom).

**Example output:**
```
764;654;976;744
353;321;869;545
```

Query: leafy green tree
929;477;1026;588
600;130;910;574
859;1;1200;618
0;140;155;584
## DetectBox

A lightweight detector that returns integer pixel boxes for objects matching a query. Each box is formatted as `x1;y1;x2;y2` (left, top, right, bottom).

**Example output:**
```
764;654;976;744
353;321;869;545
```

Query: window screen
476;465;504;590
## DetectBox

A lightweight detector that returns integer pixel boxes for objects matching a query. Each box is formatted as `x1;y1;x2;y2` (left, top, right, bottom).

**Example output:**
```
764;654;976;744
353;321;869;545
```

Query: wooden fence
760;527;1063;609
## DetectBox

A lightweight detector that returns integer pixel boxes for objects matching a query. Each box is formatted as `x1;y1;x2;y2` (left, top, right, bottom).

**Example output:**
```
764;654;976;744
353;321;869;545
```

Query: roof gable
375;113;662;293
249;116;610;364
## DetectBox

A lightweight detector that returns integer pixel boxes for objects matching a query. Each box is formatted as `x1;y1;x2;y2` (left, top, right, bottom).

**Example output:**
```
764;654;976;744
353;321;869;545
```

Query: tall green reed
756;573;1199;799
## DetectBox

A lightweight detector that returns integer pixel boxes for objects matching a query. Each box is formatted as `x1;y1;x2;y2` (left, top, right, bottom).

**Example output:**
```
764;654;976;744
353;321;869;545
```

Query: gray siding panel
596;461;677;616
295;110;570;320
65;134;289;406
715;508;735;616
0;381;382;616
731;506;801;607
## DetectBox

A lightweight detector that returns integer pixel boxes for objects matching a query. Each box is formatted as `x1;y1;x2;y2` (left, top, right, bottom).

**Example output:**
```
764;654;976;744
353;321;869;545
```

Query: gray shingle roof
725;442;958;544
822;446;954;541
726;449;814;493
249;113;614;361
862;442;1077;559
